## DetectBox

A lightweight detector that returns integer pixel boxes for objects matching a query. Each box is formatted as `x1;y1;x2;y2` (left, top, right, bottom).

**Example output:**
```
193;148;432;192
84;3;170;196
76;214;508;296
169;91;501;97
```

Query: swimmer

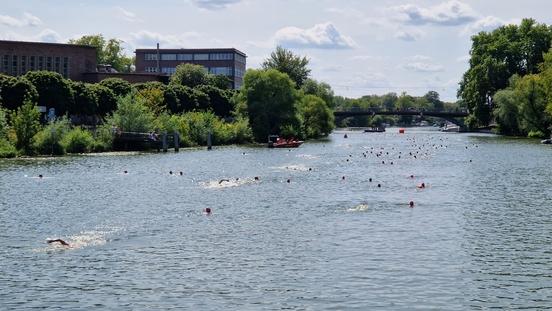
417;182;426;189
169;171;173;175
286;179;291;183
369;178;372;182
236;178;240;181
254;176;260;181
344;134;348;138
410;175;414;179
382;161;385;164
409;201;415;208
47;239;70;246
179;171;183;176
308;168;312;171
123;170;128;174
218;179;230;184
204;207;212;214
38;174;43;178
377;183;381;188
342;176;346;180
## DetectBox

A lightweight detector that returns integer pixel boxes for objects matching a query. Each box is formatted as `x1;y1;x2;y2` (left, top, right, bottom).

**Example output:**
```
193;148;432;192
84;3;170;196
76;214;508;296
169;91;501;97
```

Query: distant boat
541;138;552;144
268;135;303;148
440;123;460;132
364;127;385;133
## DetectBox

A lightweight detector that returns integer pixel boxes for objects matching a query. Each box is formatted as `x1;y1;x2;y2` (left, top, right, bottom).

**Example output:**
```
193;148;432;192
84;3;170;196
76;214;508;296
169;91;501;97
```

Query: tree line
459;18;552;137
0;45;336;158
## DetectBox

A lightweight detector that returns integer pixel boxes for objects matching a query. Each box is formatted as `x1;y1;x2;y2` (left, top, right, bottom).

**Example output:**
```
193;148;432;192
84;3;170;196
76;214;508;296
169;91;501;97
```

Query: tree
493;89;521;135
239;69;301;141
196;85;234;117
262;46;311;88
169;63;209;88
424;91;444;110
514;74;550;136
0;75;38;110
23;71;74;115
458;18;552;126
68;34;133;72
301;79;335;108
99;78;132;97
90;84;117;116
11;100;40;153
111;92;156;132
70;82;98;116
299;94;334;138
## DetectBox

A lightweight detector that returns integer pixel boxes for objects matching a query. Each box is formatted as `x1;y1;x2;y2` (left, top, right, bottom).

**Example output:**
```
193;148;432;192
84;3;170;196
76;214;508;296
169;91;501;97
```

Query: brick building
135;48;246;89
0;40;97;81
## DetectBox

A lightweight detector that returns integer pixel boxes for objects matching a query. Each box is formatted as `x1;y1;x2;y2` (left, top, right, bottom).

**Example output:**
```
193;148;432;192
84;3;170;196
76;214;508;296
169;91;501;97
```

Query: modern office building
0;40;97;80
135;47;246;89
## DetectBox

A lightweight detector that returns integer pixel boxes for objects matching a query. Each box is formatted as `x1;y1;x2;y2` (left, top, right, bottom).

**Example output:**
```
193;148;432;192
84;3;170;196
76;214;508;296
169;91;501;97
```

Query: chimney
156;43;160;73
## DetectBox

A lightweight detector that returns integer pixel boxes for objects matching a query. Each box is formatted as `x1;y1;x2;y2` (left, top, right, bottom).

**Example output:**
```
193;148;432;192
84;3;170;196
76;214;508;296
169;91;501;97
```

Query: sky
1;0;551;101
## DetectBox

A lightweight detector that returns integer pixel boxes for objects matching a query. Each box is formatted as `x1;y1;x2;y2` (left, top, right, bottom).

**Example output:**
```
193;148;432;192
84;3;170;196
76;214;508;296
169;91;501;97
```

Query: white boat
440;123;460;132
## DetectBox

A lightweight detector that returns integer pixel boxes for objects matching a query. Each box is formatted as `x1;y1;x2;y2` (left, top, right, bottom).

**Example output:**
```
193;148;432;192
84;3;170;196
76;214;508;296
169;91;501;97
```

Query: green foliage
0;107;8;139
32;117;71;155
514;74;550;135
99;78;132;97
0;138;16;158
196;85;233;117
90;84;117;116
70;82;98;115
262;46;310;87
459;18;552;126
240;69;301;142
93;121;115;152
11;100;41;153
61;127;95;153
301;79;335;108
69;34;133;72
169;63;209;88
111;92;156;132
24;71;74;115
299;94;334;138
493;89;521;135
0;75;38;110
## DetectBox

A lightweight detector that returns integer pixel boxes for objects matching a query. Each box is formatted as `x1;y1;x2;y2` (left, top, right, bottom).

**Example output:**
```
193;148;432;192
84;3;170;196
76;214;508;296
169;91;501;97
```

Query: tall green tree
0;75;38;110
299;94;334;138
301;79;335;108
169;63;209;88
23;71;74;115
514;74;550;136
458;18;552;126
11;100;41;153
262;46;310;88
493;89;521;135
99;78;132;97
68;34;134;72
239;69;301;141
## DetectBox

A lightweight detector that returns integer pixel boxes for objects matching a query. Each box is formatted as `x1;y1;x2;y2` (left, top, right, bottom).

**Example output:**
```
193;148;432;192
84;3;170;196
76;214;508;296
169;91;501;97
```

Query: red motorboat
268;135;304;148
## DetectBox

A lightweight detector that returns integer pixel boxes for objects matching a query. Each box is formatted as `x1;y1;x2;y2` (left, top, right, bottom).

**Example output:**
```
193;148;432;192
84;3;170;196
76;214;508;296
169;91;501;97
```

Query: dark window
2;55;8;73
12;55;18;75
21;56;27;73
46;57;52;71
62;57;69;78
38;56;44;70
30;56;35;71
55;56;60;73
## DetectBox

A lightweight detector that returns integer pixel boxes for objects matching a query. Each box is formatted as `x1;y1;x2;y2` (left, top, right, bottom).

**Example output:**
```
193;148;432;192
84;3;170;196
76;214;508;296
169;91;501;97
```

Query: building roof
0;39;96;50
135;47;246;57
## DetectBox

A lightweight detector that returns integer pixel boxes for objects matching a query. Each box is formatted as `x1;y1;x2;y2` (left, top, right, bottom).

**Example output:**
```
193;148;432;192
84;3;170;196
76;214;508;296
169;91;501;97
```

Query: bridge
333;108;468;118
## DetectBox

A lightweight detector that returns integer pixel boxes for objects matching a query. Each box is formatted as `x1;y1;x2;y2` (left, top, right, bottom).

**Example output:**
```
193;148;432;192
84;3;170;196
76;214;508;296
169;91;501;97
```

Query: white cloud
351;55;383;61
461;16;520;36
395;29;424;41
402;62;444;72
0;12;42;27
116;7;139;22
274;22;356;49
191;0;241;10
408;55;431;61
393;1;478;26
0;28;62;43
129;30;202;48
456;55;470;63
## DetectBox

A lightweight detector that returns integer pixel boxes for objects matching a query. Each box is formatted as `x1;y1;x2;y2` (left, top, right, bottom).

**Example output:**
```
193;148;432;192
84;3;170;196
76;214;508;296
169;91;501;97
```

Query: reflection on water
1;128;551;310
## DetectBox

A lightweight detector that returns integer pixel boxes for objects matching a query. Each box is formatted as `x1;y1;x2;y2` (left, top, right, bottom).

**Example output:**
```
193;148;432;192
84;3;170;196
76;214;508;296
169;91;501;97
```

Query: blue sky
1;0;551;101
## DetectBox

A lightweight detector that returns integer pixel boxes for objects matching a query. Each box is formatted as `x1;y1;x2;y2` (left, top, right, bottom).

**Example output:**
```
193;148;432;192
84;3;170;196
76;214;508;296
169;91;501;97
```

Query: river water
1;127;551;310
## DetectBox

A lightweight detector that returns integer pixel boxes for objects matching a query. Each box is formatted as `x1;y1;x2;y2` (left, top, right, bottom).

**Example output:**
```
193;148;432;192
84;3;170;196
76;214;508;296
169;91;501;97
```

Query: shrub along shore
0;47;336;158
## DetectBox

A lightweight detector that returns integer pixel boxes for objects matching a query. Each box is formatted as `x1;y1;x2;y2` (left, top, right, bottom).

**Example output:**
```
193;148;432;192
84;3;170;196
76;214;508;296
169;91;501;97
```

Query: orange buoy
399;128;405;134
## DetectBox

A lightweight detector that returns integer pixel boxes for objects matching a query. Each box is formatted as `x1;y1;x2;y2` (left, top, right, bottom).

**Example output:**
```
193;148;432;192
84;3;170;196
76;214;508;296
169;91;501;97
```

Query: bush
92;122;115;152
11;100;41;154
0;138;17;158
99;78;132;97
62;127;95;153
112;92;156;132
24;71;74;115
32;117;70;155
0;75;38;110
